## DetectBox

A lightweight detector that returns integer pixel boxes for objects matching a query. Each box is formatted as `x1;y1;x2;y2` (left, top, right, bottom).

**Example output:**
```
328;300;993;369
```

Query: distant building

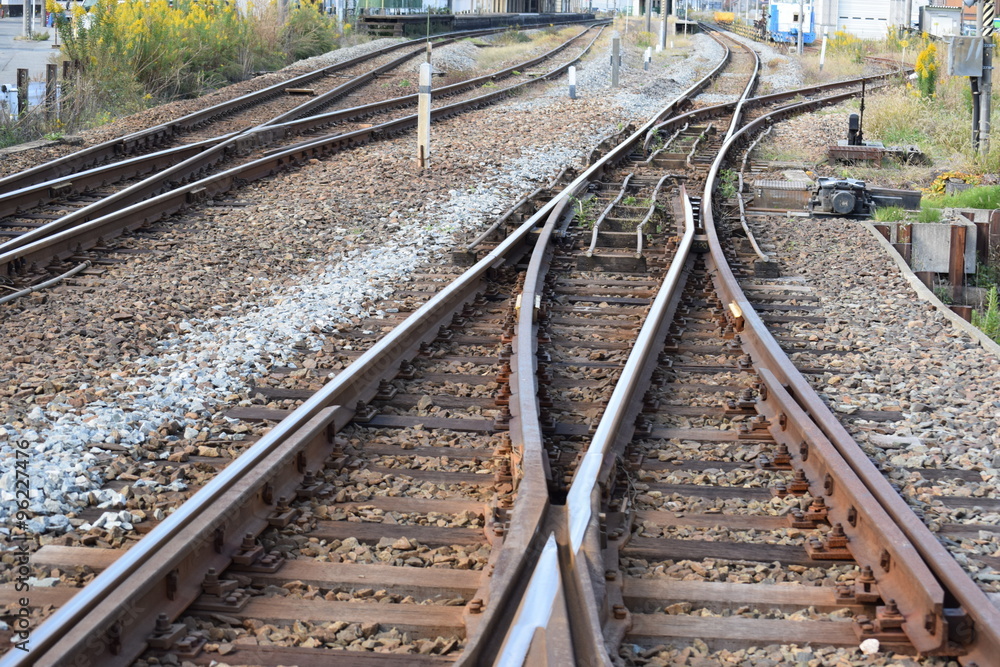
813;0;931;38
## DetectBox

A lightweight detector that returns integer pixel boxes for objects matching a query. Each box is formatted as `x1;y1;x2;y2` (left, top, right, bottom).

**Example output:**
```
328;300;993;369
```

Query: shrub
281;0;337;62
915;41;938;98
872;205;906;222
916;206;941;222
972;285;1000;342
923;184;1000;210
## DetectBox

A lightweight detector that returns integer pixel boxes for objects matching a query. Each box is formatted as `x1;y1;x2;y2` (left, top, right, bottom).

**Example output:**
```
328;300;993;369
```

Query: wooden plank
250;561;481;597
634;510;786;531
622;537;831;566
31;545;119;571
312;521;484;547
647;427;741;442
360;415;496;433
224;407;292;421
643;483;773;500
623;579;864;613
627;614;858;647
0;584;77;608
185;645;455;666
226;597;464;636
361;443;487;460
381;394;497;410
336;496;485;516
938;496;1000;511
369;466;491;486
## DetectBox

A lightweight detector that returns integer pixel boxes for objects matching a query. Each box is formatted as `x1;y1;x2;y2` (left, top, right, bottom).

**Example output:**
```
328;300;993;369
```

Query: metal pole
16;68;28;119
417;62;431;170
982;0;994;155
611;31;621;87
797;0;804;55
45;63;56;122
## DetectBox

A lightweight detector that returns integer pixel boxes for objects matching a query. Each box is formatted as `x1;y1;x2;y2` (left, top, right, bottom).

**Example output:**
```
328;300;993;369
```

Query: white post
569;65;577;99
644;46;651;70
819;27;828;70
417;62;431;170
611;31;621;87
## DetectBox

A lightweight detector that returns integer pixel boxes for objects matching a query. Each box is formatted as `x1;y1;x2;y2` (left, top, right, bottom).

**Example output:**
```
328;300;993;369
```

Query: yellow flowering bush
915;41;938;97
923;170;981;196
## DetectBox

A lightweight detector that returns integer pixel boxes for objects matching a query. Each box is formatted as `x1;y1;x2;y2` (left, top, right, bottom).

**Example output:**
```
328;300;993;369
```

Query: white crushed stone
0;34;727;535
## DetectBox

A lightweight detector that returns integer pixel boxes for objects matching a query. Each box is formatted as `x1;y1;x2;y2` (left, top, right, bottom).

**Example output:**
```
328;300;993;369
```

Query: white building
814;0;928;38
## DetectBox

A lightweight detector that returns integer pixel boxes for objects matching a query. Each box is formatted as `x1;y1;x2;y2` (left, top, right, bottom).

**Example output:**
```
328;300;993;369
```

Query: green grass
872;205;907;222
916;206;942;223
923;185;1000;210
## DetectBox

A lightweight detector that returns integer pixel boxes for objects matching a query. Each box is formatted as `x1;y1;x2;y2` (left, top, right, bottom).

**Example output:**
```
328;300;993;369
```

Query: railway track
0;25;606;287
4;22;998;667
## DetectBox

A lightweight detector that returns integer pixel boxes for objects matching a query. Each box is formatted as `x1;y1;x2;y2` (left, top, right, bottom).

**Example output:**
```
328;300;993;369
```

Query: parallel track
4;24;998;667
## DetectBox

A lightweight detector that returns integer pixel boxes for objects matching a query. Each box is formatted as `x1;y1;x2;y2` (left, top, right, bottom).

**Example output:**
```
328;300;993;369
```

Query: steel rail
585;172;634;256
717;23;761;143
0;27;602;259
2;24;741;666
700;92;1000;660
635;174;672;256
0;38;437;193
642;69;901;153
0;27;602;243
0;22;676;659
0;27;606;277
490;27;745;663
0;156;559;667
0;21;604;194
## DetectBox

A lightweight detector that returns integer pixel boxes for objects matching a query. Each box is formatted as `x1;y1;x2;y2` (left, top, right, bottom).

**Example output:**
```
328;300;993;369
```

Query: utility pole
797;0;804;55
22;0;31;37
982;0;994;155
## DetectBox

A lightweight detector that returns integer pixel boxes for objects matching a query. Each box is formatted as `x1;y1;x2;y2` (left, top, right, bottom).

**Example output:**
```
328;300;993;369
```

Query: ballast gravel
0;30;730;537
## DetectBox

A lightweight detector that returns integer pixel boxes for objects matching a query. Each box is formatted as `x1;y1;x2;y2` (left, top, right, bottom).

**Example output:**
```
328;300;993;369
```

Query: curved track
4;24;996;667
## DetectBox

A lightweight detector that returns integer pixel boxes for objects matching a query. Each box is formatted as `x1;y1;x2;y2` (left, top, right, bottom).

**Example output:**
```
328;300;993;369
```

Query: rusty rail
700;90;1000;661
0;21;721;667
0;27;606;278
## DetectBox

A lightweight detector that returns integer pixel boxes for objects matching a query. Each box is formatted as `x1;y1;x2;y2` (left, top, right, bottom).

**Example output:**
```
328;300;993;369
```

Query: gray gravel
0;30;724;536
